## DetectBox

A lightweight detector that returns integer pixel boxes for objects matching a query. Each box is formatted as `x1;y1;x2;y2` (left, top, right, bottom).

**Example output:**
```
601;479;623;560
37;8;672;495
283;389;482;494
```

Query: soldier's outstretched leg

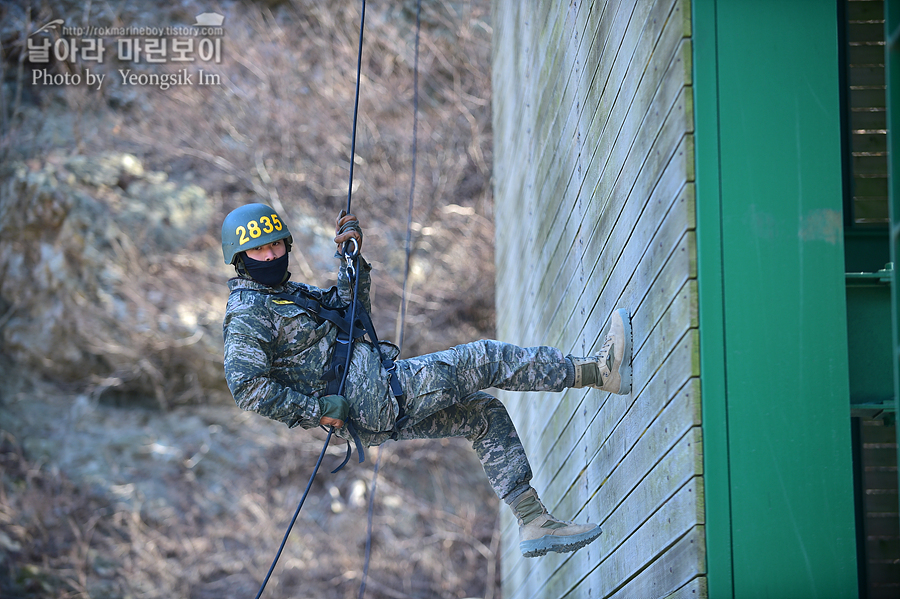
394;308;633;413
395;341;570;422
392;391;601;558
390;307;632;557
394;391;532;501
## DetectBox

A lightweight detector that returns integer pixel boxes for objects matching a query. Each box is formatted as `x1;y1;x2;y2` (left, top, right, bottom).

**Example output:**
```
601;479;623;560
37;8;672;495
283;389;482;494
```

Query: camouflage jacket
222;257;399;445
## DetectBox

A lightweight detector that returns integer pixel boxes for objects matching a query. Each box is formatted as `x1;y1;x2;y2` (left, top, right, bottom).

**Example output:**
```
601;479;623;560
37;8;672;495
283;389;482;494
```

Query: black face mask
242;253;290;287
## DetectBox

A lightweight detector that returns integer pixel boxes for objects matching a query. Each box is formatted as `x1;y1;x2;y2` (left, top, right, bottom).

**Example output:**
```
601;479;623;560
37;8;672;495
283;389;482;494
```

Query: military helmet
221;203;293;264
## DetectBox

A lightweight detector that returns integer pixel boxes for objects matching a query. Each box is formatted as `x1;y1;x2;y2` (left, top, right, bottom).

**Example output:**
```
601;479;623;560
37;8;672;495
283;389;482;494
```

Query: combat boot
511;488;602;558
568;308;632;394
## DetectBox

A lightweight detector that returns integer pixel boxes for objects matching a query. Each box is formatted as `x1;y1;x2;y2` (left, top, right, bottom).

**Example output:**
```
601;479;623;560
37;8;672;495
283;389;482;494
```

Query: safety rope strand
359;1;422;598
253;428;334;599
345;0;367;217
398;0;422;352
253;2;367;597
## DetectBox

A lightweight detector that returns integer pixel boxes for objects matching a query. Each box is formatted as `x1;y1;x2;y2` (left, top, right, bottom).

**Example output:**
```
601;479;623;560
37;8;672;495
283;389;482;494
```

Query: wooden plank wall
490;0;704;597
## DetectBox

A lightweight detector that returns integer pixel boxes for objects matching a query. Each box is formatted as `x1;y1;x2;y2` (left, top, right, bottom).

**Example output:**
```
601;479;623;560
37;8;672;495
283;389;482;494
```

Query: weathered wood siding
490;0;703;597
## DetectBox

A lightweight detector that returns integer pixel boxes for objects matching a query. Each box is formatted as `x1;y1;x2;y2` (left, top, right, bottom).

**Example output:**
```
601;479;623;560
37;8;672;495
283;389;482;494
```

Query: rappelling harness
251;239;408;599
268;250;408;472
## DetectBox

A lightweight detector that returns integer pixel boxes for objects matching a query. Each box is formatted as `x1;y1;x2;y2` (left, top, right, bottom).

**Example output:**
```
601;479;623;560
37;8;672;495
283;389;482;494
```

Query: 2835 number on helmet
221;203;293;264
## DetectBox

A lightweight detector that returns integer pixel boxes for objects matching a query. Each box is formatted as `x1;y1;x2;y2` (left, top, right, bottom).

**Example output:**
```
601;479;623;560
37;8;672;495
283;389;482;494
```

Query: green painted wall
888;0;900;507
693;1;859;597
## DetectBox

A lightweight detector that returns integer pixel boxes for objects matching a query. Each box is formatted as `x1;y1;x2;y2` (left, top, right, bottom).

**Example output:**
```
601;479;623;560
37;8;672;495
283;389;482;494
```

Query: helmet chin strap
233;255;248;278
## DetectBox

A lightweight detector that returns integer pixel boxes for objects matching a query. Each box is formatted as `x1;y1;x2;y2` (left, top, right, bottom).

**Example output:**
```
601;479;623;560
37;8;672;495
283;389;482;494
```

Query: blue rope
345;0;367;217
253;427;334;599
359;1;422;597
254;0;423;593
253;2;368;597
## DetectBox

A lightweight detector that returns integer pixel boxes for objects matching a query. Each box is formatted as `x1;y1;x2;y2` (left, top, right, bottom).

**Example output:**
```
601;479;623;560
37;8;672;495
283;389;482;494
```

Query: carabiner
343;237;359;278
342;237;359;259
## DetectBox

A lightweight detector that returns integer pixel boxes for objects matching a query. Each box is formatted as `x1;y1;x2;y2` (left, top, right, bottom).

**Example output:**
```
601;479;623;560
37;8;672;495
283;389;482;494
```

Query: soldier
221;203;633;558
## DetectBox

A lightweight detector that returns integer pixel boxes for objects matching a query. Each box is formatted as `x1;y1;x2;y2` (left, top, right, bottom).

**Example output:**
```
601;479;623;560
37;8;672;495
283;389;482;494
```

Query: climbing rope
253;0;424;595
399;0;423;352
360;3;423;597
344;0;367;218
252;427;334;599
252;2;368;598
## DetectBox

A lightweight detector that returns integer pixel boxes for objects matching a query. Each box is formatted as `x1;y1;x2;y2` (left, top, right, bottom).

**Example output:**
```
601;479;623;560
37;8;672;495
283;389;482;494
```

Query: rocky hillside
0;1;499;597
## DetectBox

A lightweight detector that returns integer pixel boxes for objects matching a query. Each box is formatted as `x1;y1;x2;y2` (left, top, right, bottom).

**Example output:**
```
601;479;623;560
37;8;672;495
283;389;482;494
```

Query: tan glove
334;210;363;255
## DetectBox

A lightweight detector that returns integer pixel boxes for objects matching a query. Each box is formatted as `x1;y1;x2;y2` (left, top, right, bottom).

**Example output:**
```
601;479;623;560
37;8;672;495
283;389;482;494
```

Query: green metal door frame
887;0;900;508
691;0;731;593
693;1;859;597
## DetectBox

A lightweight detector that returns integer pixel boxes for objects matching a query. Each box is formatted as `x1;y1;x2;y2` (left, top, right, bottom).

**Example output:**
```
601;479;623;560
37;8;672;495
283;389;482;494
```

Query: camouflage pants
393;340;569;500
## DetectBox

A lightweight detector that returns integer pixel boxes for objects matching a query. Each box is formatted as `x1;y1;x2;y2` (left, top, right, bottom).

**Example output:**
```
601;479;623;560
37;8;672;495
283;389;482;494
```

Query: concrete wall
491;0;703;596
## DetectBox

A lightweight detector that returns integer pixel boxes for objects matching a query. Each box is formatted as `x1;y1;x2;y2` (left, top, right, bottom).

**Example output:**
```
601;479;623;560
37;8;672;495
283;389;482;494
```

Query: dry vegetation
0;374;501;599
0;0;500;597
